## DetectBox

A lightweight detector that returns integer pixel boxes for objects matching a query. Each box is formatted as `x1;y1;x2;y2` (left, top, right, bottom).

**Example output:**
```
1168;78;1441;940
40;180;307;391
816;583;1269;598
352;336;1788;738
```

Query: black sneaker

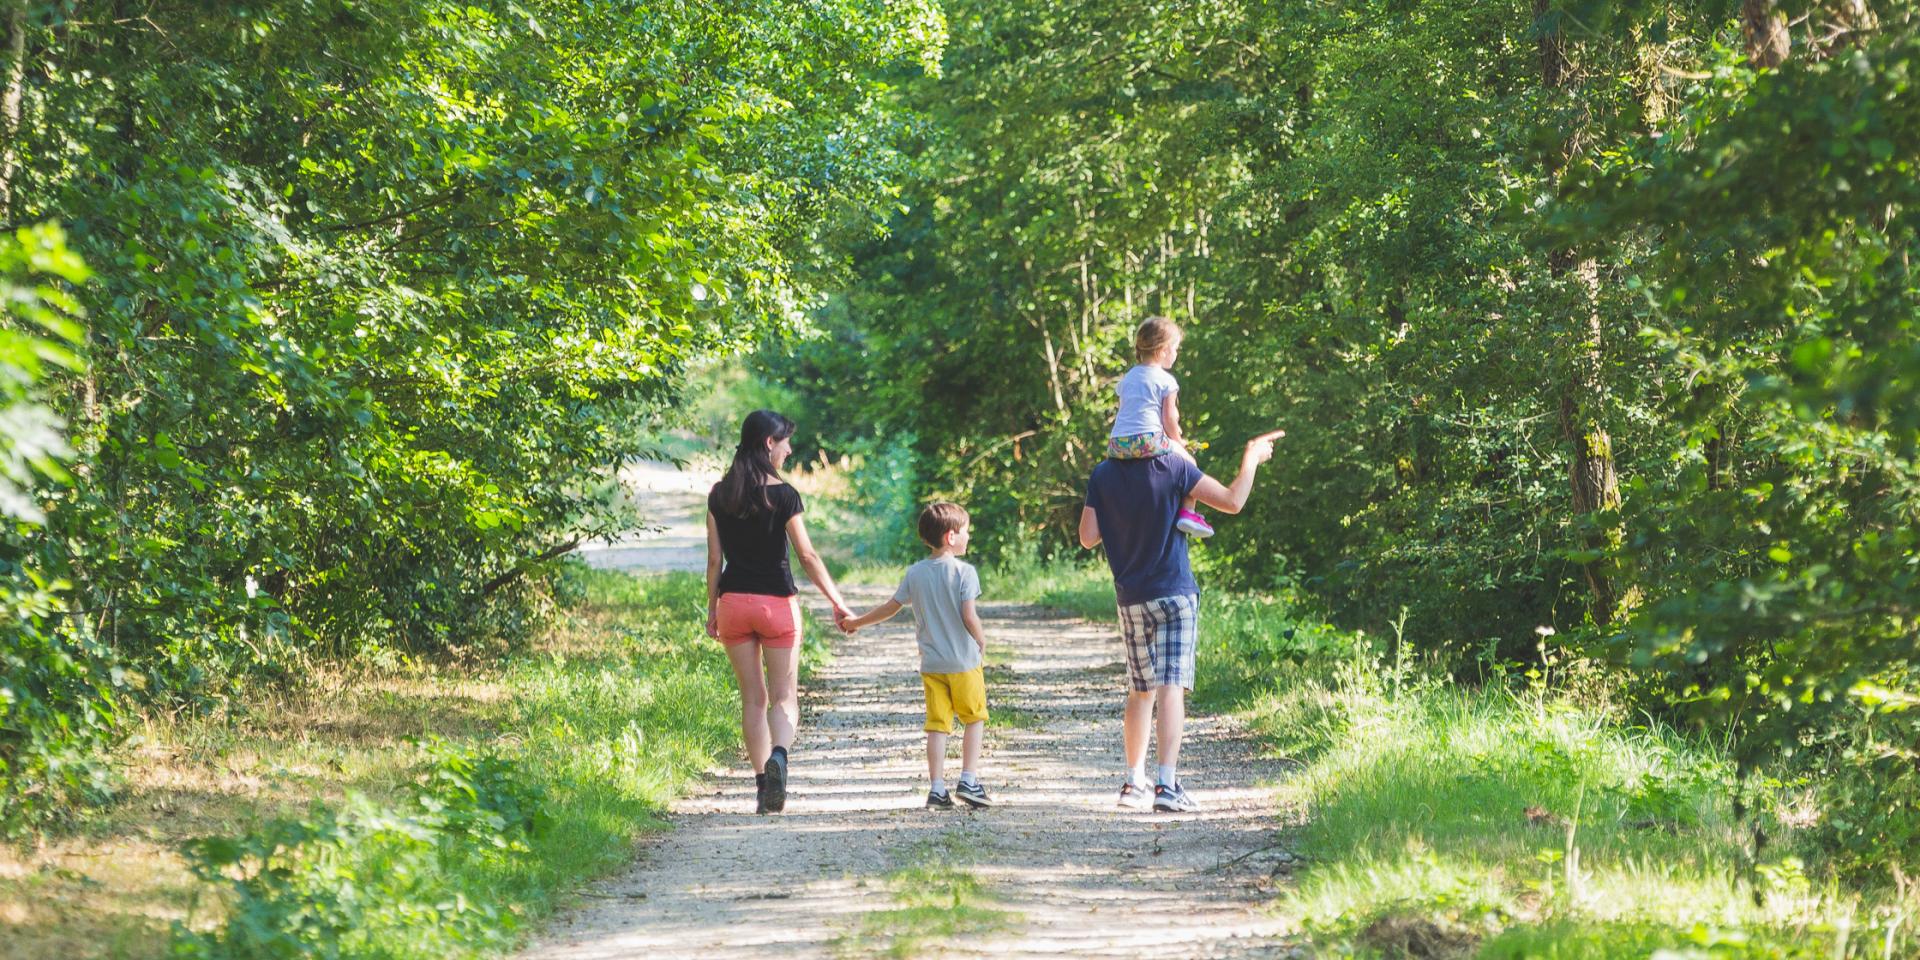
926;788;955;810
1152;781;1200;813
1117;779;1152;810
955;780;992;808
755;773;769;815
764;748;788;813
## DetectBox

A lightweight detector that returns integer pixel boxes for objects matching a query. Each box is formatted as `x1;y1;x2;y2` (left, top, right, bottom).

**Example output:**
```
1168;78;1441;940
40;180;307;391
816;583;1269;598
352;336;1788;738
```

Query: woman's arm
1161;390;1183;444
786;513;853;623
705;511;723;638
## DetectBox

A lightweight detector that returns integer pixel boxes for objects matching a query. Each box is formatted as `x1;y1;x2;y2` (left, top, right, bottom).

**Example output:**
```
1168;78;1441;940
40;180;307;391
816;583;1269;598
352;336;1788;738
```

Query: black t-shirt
709;482;804;597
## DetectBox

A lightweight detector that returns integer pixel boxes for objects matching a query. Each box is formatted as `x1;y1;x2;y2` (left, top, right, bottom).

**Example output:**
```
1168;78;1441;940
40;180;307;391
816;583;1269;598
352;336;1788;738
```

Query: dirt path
529;467;1298;958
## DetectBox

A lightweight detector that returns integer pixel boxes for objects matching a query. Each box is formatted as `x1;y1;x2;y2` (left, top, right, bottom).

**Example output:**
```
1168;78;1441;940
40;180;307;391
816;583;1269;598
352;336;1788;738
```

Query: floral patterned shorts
1107;432;1175;459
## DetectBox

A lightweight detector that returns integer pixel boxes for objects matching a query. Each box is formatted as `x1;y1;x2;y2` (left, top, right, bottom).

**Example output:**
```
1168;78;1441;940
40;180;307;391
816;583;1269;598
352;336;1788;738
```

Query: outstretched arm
1190;428;1284;515
844;598;904;632
787;513;853;624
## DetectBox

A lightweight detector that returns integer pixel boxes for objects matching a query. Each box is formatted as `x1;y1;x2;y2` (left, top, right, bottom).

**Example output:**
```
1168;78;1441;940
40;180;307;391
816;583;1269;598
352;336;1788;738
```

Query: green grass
1153;575;1920;959
988;705;1044;732
22;568;762;960
838;832;1021;958
170;570;751;957
987;557;1111;619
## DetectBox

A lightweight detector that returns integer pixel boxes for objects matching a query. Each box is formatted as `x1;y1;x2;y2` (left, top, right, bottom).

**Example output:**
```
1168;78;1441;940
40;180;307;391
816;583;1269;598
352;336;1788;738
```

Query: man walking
1079;429;1283;812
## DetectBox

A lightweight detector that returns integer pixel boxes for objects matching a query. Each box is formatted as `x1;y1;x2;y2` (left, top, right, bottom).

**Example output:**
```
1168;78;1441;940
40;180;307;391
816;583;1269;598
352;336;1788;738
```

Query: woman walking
705;409;854;814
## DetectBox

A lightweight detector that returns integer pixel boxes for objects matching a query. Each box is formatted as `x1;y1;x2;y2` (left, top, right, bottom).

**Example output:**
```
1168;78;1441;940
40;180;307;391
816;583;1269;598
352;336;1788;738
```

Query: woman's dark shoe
764;747;788;812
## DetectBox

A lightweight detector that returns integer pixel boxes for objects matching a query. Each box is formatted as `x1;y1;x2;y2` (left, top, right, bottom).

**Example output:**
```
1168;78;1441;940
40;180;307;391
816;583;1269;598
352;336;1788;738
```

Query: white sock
1157;764;1178;787
1129;764;1149;786
959;770;979;787
930;778;946;795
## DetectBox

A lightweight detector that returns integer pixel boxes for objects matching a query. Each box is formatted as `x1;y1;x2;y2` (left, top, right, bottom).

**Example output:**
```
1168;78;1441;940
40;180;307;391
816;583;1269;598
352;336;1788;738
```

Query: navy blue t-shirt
1084;456;1205;607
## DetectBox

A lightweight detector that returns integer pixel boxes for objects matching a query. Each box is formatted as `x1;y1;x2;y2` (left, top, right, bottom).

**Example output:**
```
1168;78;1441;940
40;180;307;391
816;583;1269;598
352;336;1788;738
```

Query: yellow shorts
922;668;988;733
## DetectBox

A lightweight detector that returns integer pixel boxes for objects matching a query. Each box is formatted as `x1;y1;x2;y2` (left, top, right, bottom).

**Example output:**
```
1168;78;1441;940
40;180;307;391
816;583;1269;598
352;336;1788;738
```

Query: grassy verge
837;829;1021;959
1194;588;1918;958
1;568;784;959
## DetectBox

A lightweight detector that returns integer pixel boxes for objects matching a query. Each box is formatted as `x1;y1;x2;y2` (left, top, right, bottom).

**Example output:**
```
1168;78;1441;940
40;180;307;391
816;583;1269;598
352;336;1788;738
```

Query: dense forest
1;0;1916;928
773;0;1919;877
0;0;943;825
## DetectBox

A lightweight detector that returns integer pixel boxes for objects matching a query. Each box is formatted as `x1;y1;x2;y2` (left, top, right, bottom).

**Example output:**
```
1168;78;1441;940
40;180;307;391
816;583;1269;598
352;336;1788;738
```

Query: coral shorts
715;593;802;648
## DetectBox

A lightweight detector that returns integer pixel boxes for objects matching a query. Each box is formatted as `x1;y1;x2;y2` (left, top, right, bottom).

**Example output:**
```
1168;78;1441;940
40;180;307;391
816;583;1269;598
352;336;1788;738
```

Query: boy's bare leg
926;730;949;785
960;720;984;776
1123;689;1154;773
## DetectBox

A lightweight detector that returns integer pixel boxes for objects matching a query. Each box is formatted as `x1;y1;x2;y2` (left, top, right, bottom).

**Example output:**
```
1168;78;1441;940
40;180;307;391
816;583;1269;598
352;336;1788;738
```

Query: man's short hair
918;501;970;548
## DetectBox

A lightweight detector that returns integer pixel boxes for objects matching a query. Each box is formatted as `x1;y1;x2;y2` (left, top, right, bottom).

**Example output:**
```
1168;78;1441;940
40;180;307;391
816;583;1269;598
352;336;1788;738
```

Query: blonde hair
1134;316;1183;364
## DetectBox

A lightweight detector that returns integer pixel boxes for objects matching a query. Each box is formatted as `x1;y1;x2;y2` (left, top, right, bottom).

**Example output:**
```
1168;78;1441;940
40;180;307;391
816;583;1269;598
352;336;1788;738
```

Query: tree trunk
1741;0;1790;68
1537;0;1624;625
0;0;27;218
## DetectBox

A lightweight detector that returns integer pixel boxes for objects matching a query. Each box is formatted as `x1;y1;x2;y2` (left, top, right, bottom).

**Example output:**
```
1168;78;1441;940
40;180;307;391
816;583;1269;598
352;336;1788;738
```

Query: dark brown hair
917;501;970;548
713;409;796;518
1134;316;1183;364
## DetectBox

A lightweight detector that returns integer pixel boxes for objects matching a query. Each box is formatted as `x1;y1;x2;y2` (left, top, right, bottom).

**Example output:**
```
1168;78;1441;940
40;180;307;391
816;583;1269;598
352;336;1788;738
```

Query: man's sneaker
1117;779;1152;810
755;773;769;815
1176;509;1216;538
955;780;993;808
1153;781;1201;813
763;749;788;813
927;788;955;810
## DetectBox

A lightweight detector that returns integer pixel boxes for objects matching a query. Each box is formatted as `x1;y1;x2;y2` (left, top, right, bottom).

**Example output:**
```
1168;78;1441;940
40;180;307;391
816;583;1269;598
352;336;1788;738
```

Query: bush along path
520;582;1299;959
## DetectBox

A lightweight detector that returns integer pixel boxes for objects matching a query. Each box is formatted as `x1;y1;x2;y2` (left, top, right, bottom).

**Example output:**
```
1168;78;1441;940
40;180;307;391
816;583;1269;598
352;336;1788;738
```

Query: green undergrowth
1189;584;1919;959
170;569;801;959
838;830;1021;959
990;555;1111;619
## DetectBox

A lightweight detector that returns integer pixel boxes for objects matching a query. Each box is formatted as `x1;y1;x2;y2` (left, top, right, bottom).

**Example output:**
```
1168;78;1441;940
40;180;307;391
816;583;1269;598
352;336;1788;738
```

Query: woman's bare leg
724;641;771;772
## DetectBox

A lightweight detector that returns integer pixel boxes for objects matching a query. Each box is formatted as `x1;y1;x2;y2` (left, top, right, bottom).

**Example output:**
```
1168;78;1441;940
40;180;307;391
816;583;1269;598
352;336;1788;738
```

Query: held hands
832;603;857;635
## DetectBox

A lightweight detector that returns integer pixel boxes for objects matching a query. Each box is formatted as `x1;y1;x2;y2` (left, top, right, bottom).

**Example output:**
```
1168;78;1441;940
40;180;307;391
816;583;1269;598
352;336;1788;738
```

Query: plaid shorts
1117;594;1199;691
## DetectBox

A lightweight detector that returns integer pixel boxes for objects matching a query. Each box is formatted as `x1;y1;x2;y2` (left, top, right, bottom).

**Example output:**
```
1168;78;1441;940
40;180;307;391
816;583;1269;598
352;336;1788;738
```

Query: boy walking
843;502;994;809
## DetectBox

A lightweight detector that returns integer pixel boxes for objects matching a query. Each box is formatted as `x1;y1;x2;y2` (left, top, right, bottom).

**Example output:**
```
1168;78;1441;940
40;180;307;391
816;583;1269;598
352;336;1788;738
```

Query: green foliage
0;223;125;833
170;569;743;959
775;0;1920;879
0;0;942;820
172;745;545;960
1189;575;1917;958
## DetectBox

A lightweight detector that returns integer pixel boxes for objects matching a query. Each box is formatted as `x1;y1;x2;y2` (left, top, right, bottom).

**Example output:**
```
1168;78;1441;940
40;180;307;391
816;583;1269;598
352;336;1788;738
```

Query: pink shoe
1176;508;1215;538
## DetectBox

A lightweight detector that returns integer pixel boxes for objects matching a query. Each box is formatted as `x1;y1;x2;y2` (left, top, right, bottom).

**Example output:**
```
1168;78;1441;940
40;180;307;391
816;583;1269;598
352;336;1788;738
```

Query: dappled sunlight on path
526;481;1298;957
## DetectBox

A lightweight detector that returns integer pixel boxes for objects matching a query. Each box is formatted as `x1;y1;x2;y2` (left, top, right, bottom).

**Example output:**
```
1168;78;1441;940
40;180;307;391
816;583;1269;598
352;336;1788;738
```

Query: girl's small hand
705;609;720;639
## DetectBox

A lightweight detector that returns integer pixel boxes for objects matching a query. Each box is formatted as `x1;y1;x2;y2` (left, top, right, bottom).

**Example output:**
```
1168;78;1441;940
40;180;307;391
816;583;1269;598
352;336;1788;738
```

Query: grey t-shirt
893;556;983;674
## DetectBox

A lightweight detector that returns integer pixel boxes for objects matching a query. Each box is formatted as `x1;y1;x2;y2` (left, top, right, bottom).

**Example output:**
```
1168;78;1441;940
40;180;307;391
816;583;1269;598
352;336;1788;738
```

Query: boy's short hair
918;501;969;548
1134;316;1183;363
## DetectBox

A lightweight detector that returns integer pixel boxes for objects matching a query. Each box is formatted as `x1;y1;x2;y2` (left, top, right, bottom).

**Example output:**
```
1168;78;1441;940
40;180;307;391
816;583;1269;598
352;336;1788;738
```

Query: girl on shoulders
1107;317;1213;537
